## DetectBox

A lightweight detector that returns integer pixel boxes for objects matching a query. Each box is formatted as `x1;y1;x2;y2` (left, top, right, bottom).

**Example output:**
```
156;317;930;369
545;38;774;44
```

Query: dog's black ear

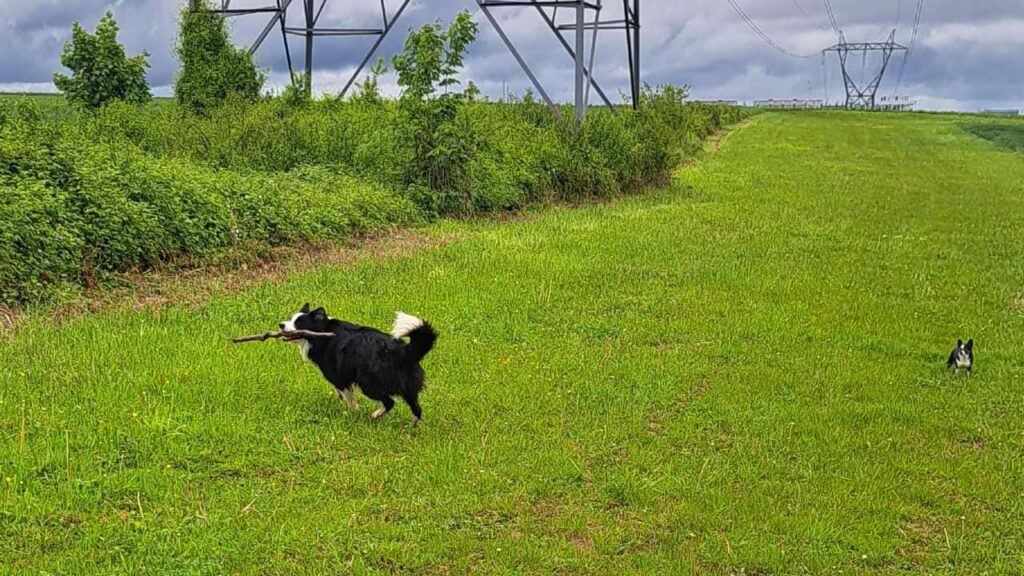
301;303;310;313
966;339;973;350
312;307;327;320
957;339;963;348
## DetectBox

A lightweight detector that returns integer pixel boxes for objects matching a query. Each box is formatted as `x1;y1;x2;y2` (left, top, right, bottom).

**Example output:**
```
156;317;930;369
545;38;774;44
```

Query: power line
821;51;829;104
860;49;867;86
821;0;841;35
891;0;905;98
891;51;909;97
789;0;810;19
892;0;923;97
786;0;832;39
908;0;924;53
727;0;817;58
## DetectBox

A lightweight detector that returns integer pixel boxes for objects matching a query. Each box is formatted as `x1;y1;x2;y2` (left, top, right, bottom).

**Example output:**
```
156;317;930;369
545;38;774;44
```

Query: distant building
752;99;824;109
981;109;1020;117
876;95;916;111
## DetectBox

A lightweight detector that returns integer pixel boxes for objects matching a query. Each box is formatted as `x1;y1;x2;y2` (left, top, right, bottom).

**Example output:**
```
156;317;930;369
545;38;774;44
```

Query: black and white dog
280;304;437;424
947;338;974;375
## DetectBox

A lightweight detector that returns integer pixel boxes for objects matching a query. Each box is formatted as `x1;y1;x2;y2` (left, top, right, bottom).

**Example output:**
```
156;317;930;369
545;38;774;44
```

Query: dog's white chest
955;351;971;369
297;339;311;361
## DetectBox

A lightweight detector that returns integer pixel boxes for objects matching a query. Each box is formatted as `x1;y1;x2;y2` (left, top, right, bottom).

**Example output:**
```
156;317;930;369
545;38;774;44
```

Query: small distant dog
947;339;974;374
280;304;437;424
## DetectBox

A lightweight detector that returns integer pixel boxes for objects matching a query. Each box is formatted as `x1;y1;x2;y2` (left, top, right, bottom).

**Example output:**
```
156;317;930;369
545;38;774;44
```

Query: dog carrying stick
231;330;335;344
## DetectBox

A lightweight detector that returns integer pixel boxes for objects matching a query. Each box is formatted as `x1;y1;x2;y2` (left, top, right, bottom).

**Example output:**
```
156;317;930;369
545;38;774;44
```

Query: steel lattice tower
208;0;412;97
476;0;640;122
823;30;907;110
205;0;640;120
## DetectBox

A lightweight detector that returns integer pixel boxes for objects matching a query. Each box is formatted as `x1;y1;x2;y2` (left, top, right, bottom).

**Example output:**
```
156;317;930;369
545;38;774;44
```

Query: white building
752;99;824;109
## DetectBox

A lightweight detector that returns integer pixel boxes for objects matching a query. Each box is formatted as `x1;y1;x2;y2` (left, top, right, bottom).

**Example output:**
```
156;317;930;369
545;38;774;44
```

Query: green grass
963;122;1024;153
0;93;71;121
3;111;1024;574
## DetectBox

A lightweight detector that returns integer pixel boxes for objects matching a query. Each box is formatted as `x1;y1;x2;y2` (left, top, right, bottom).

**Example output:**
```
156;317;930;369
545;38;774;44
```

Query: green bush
0;100;421;305
83;92;742;210
0;77;743;305
280;73;312;108
80;88;742;209
53;12;151;110
350;60;387;106
0;180;83;304
174;0;265;114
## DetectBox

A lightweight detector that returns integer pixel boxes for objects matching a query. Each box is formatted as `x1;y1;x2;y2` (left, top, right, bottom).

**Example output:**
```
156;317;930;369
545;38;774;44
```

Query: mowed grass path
3;111;1024;574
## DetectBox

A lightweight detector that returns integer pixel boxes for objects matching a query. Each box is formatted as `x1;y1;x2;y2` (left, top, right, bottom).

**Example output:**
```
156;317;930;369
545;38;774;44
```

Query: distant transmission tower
823;30;907;109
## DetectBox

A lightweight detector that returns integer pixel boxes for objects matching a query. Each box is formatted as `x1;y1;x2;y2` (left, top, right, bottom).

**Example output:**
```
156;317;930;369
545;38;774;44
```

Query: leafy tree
391;11;479;206
53;12;151;110
175;0;265;114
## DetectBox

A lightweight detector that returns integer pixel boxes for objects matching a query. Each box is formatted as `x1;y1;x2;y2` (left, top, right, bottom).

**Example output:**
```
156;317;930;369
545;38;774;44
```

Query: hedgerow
0;86;742;305
0;100;420;304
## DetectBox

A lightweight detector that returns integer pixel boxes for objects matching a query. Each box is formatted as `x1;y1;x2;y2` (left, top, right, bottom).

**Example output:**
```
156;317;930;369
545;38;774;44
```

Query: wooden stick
231;330;336;344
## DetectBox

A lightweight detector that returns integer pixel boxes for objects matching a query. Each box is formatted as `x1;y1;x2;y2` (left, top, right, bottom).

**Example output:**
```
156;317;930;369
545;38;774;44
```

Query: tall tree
53;12;151;110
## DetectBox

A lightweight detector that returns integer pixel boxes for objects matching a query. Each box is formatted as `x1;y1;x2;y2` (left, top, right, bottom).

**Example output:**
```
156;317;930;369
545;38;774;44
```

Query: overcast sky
1;0;1021;111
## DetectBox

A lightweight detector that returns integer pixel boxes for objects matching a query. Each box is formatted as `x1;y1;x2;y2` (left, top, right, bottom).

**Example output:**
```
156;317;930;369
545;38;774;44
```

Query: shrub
0;100;421;305
0;180;84;303
350;59;387;106
175;0;265;114
52;12;151;110
0;72;745;305
76;94;743;213
392;11;481;210
281;73;312;108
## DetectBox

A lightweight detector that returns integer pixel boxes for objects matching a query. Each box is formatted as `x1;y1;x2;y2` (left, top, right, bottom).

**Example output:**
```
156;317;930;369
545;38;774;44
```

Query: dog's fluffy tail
392;312;437;362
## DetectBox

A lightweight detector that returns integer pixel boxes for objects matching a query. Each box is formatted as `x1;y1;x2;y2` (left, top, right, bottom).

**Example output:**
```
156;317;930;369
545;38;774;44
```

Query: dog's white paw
340;388;359;411
371;407;387;419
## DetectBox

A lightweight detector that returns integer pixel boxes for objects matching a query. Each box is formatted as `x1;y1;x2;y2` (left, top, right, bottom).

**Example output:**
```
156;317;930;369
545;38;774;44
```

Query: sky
1;0;1021;112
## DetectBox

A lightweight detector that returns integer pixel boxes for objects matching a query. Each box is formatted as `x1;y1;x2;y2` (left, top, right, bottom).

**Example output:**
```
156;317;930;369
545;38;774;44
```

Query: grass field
3;110;1024;574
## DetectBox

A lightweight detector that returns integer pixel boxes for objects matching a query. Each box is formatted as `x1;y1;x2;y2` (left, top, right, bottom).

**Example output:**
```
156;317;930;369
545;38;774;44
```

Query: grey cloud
1;0;1021;110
